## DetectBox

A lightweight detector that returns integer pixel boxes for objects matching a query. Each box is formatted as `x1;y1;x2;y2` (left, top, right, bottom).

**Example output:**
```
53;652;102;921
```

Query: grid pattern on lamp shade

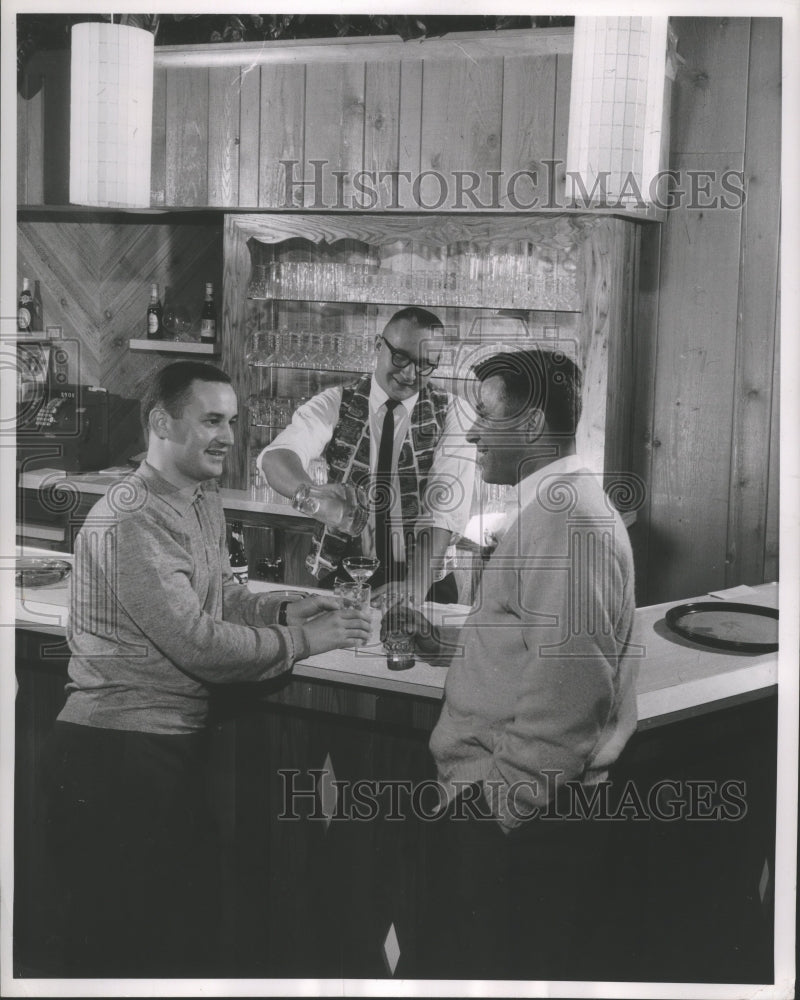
566;16;669;204
69;23;154;208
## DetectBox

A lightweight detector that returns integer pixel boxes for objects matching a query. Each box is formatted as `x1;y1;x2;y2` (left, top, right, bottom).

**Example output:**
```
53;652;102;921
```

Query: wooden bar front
14;576;778;981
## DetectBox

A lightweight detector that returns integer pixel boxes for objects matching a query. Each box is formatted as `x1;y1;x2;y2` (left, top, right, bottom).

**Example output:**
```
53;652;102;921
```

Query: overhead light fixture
566;16;676;208
69;21;154;208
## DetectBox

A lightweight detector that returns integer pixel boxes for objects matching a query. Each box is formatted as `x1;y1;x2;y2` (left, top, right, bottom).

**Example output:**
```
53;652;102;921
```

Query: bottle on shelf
18;278;33;333
161;285;176;337
200;282;217;344
31;279;44;331
147;282;163;339
292;482;369;537
228;521;249;584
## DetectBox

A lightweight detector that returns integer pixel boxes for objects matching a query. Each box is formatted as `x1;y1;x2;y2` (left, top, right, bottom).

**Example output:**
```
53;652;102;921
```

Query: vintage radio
17;339;110;472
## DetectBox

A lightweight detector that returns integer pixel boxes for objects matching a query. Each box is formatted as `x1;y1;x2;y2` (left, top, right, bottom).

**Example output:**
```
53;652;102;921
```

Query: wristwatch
277;601;290;626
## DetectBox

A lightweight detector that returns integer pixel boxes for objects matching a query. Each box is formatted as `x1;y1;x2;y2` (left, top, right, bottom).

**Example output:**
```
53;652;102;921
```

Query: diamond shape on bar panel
382;923;401;976
319;752;338;831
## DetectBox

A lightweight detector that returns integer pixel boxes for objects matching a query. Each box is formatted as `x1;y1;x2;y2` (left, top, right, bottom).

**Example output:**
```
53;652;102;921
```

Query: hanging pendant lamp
69;20;154;208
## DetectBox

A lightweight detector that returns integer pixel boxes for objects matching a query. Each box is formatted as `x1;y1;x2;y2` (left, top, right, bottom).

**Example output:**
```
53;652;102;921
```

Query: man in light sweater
394;348;637;979
42;361;371;977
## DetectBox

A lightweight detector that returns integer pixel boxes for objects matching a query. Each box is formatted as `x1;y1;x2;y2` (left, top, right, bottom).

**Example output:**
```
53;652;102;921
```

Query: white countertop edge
13;572;782;723
293;660;445;700
292;652;780;718
15;599;69;629
636;659;779;724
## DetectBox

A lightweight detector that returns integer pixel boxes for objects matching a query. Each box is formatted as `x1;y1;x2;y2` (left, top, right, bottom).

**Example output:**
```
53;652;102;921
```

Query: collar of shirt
368;378;418;418
488;454;588;543
514;453;590;516
135;460;218;516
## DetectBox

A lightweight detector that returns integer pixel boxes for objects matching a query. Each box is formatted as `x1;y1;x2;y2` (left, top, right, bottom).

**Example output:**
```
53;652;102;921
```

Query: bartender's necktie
375;399;399;581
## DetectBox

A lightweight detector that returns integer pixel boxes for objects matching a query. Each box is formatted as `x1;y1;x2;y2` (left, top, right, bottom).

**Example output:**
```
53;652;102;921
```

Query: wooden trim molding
153;28;574;69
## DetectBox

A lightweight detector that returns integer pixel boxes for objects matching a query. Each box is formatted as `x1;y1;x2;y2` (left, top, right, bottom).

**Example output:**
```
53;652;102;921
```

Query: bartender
259;307;475;602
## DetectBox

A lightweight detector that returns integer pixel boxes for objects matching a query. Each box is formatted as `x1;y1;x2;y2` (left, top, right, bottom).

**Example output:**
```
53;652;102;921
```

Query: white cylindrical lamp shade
70;22;154;208
566;16;670;207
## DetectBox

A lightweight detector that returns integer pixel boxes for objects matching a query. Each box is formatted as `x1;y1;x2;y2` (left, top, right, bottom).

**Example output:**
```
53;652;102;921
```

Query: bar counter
13;512;780;982
14;552;779;726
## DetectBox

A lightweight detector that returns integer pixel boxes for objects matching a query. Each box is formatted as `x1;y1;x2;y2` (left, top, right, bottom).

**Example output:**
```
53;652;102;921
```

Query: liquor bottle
18;278;33;332
291;482;369;537
200;282;216;344
29;279;44;331
229;521;249;584
147;282;163;339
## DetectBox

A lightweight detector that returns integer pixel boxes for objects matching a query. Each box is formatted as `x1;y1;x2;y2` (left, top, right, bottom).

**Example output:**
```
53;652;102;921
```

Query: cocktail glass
342;556;380;587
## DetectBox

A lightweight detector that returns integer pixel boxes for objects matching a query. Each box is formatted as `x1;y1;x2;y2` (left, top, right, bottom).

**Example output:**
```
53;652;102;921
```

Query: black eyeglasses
380;334;438;376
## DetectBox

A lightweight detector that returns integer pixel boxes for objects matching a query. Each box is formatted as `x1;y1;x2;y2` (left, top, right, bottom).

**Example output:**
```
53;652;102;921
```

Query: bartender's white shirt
258;380;476;564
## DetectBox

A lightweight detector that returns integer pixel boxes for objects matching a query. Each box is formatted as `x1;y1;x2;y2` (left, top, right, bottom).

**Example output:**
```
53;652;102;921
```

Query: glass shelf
246;330;376;371
129;338;220;355
248;294;582;314
248;362;368;373
246;248;581;312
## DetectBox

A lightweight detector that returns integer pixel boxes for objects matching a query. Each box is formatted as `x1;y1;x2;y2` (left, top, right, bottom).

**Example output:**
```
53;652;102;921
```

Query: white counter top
14;553;779;725
13;548;72;633
289;582;780;726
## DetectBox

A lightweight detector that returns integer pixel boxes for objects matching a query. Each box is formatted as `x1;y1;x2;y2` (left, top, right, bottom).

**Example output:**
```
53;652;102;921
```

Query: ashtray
15;557;71;589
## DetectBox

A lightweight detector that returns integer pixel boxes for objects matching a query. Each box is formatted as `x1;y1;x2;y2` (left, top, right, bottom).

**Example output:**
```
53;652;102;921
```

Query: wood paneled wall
16;219;223;464
15;20;782;605
630;17;781;605
18;31;573;211
152;31;572;210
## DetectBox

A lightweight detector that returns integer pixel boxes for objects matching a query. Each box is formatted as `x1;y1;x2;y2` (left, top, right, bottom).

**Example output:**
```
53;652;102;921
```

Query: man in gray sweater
392;348;637;979
42;361;371;977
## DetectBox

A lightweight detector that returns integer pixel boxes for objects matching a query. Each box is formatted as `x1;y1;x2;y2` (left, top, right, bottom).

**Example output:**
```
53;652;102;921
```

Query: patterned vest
305;374;450;579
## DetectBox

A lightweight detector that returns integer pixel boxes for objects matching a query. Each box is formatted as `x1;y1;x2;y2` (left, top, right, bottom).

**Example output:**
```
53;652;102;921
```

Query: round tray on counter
15;557;71;588
664;601;778;654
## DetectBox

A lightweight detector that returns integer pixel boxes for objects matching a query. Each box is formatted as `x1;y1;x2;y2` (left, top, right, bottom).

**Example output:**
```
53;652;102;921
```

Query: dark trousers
419;785;616;981
41;721;221;978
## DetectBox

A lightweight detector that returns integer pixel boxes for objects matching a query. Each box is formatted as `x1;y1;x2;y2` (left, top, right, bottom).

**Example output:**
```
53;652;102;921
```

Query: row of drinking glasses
247;394;305;429
248;461;291;505
248;248;579;310
249;261;380;302
483;481;516;514
247;330;376;371
249;454;327;503
250;478;292;506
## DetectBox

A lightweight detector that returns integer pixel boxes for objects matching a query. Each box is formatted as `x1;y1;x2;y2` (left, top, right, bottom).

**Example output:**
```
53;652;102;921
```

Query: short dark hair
473;349;583;435
141;361;232;433
386;306;444;333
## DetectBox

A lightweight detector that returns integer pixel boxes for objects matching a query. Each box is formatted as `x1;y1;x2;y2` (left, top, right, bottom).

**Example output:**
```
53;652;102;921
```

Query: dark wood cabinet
211;681;440;977
14;632;70;976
